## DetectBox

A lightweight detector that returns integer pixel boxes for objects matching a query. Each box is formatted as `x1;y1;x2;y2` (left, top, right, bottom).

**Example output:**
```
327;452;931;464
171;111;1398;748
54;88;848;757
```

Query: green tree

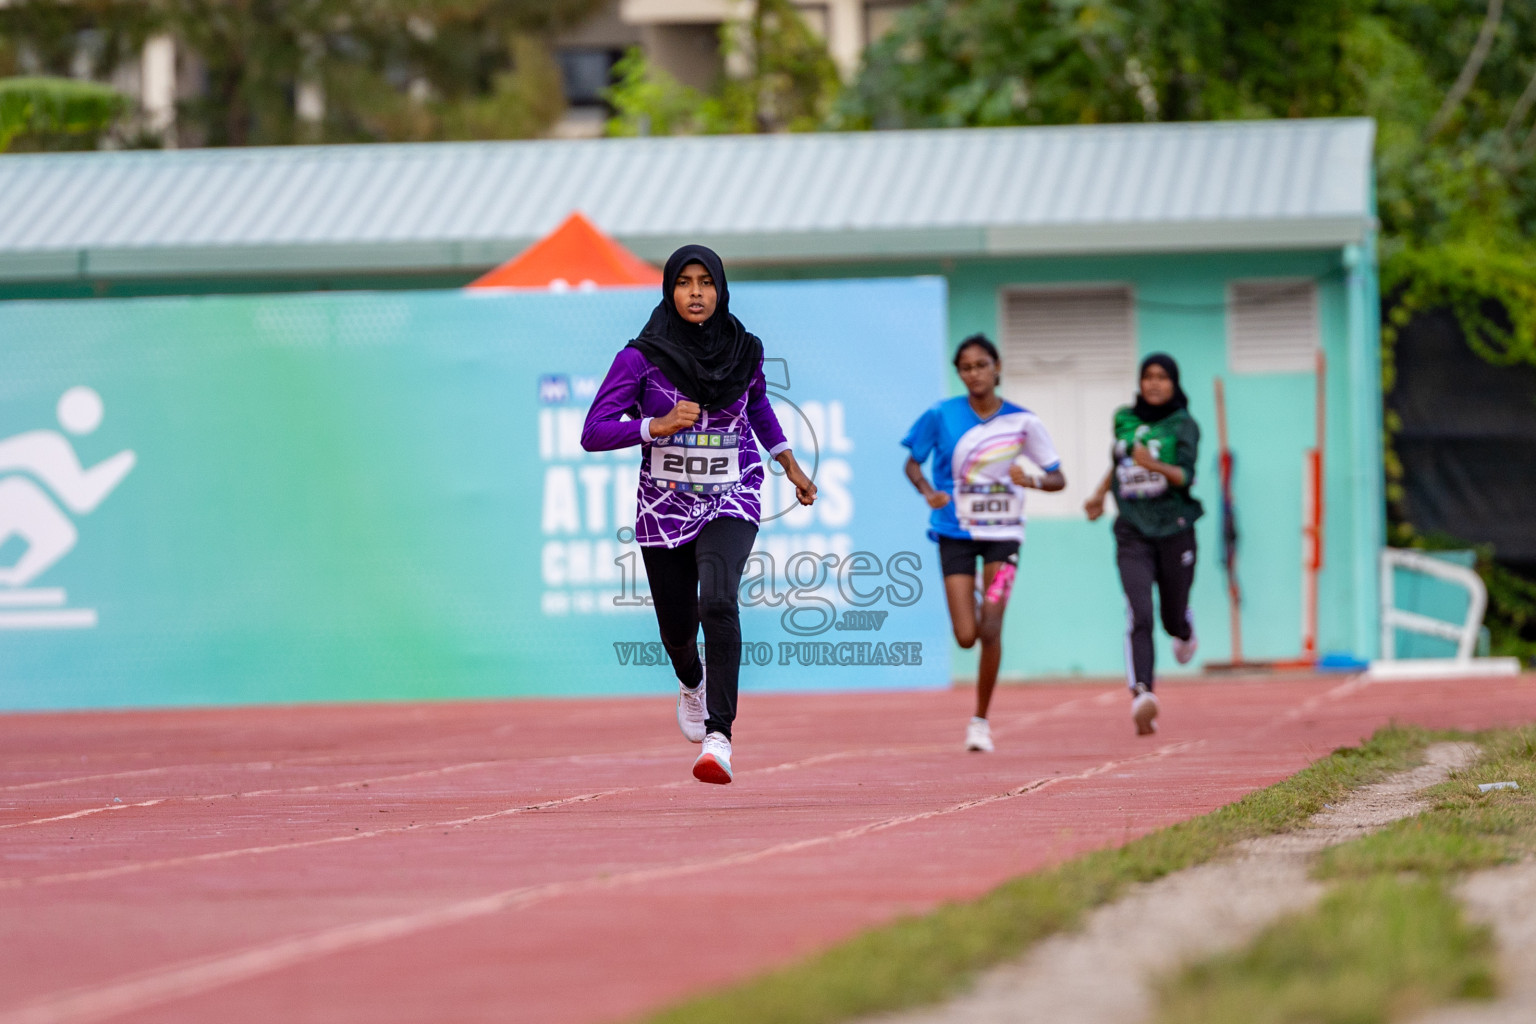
838;0;1536;654
834;0;1366;129
604;0;838;136
0;0;601;146
0;76;126;151
164;0;603;145
837;0;1536;320
0;0;150;84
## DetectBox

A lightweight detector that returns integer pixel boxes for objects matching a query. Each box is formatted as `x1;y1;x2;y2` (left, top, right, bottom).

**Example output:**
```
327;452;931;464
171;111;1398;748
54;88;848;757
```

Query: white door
998;286;1137;519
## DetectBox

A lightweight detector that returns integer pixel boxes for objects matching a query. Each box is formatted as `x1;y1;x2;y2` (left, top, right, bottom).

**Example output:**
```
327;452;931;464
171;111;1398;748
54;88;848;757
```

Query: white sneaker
677;669;706;743
1172;615;1198;665
1131;687;1160;736
693;731;733;784
965;717;994;753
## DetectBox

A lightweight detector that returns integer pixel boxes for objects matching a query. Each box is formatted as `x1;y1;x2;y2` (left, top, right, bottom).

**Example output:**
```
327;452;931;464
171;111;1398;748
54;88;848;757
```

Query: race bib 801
649;431;742;494
956;482;1022;529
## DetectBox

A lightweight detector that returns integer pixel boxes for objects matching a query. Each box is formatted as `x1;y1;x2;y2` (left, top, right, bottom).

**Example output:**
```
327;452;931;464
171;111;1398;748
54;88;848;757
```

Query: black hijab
1132;352;1189;423
626;244;762;411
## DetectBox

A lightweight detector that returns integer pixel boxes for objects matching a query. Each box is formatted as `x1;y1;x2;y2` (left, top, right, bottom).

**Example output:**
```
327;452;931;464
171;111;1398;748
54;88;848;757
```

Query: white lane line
0;741;684;794
752;694;1112;774
2;730;1000;891
5;693;1113;881
0;740;1200;1024
999;691;1121;736
0;762;509;831
0;800;166;830
0;740;918;890
0;750;676;830
0;765;278;794
232;759;506;798
1267;674;1375;731
0;687;1104;805
0;786;640;891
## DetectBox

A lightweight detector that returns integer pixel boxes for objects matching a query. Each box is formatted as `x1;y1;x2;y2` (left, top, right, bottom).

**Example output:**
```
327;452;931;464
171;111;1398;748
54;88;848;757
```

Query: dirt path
863;742;1481;1024
1403;858;1536;1024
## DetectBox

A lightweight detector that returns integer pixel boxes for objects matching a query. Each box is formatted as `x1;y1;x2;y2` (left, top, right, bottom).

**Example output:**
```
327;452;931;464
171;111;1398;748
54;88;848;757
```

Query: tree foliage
834;0;1536;646
603;0;838;136
835;0;1365;129
837;0;1536;369
838;1;1536;249
0;0;600;146
0;76;126;151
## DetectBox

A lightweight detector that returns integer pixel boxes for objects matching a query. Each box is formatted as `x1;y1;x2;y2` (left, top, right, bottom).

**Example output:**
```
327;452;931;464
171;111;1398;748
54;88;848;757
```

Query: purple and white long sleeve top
581;347;791;548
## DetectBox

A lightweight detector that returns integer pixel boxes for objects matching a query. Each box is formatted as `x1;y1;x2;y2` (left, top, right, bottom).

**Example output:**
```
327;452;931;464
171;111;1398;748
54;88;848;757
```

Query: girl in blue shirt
901;335;1065;752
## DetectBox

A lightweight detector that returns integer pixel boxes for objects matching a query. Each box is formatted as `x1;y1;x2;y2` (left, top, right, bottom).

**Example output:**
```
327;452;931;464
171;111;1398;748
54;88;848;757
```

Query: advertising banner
0;279;949;709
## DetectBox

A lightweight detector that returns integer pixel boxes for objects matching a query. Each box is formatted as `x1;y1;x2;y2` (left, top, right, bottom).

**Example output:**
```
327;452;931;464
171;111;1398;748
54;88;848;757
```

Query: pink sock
985;563;1016;604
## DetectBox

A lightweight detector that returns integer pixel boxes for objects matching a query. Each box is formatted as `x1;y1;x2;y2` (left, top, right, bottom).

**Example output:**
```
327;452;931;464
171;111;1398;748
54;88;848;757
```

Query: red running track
2;674;1534;1024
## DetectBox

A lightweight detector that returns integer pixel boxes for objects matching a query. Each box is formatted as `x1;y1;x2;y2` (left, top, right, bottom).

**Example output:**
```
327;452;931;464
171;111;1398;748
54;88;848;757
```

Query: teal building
0;119;1381;682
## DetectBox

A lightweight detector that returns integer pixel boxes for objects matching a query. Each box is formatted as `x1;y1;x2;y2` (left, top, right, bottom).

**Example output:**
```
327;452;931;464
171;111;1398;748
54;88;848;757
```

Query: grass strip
637;724;1438;1024
1317;726;1536;879
1153;877;1495;1024
1153;726;1536;1024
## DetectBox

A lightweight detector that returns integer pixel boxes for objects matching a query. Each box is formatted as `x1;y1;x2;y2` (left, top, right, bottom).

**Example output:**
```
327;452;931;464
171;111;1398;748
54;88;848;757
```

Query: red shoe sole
692;754;732;784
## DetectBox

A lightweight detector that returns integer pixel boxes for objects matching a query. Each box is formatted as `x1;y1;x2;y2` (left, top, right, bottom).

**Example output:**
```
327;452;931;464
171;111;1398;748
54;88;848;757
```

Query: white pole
141;35;177;147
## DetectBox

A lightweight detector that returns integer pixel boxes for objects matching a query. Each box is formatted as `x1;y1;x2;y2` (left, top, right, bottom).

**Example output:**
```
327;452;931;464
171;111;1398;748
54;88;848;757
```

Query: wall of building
0;245;1384;683
736;248;1384;680
615;0;916;81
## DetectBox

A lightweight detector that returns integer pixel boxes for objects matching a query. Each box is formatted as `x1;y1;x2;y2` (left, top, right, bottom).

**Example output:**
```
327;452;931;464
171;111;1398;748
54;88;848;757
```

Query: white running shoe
965;716;994;753
1172;614;1198;665
693;731;733;784
677;669;706;743
1131;687;1160;736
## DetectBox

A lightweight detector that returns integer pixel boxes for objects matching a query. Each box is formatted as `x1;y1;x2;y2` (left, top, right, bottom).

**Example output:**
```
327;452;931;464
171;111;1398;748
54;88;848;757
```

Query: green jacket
1109;405;1203;538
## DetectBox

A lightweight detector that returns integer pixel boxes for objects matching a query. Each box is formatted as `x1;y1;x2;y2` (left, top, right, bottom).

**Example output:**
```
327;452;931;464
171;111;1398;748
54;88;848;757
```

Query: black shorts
937;537;1020;578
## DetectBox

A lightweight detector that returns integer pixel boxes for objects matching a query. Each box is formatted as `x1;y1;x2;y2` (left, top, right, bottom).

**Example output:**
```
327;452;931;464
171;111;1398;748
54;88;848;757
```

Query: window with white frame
998;285;1137;519
1228;279;1319;374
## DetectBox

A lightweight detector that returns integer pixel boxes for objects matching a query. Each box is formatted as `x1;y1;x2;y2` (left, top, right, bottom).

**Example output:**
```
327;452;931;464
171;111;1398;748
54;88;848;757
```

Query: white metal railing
1378;548;1487;662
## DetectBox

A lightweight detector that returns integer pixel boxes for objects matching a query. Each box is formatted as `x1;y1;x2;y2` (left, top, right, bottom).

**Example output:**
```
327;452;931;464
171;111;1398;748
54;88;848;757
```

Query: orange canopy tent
467;211;661;290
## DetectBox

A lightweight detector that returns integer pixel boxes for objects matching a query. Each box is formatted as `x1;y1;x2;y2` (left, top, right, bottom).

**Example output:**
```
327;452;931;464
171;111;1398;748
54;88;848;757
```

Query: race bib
649;431;741;494
956;482;1022;529
1116;459;1168;500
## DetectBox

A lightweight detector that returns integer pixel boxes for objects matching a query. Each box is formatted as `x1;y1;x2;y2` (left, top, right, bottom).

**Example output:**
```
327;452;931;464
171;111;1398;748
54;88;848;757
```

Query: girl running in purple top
582;245;816;784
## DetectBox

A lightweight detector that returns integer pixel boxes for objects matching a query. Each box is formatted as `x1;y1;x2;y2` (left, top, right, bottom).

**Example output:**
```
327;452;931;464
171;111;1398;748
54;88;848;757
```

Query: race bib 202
649;431;742;494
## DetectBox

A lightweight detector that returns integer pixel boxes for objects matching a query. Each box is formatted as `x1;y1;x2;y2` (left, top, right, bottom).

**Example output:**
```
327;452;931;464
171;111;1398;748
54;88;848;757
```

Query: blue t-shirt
902;396;1062;543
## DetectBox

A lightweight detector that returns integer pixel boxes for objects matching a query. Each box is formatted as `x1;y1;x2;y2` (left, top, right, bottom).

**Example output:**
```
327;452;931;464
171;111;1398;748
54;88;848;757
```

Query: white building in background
123;0;919;142
619;0;910;79
7;0;908;144
551;0;914;136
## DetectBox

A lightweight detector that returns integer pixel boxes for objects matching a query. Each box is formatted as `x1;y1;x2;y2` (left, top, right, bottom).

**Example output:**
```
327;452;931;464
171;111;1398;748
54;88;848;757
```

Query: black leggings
640;517;758;738
1114;518;1196;692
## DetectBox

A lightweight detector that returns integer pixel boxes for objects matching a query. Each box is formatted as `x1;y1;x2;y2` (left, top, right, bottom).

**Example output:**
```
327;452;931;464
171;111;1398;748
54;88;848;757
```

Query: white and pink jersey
902;396;1061;543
